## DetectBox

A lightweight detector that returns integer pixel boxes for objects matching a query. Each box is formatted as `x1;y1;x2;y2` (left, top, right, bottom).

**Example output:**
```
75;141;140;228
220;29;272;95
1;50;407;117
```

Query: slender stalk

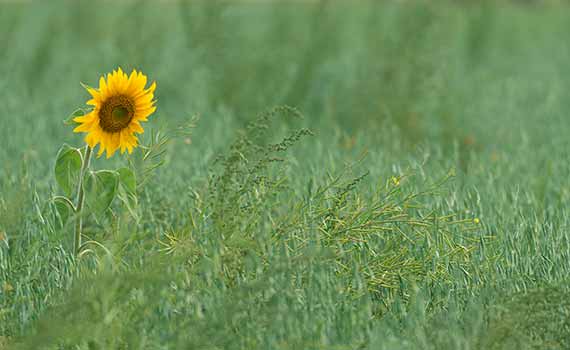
74;146;92;255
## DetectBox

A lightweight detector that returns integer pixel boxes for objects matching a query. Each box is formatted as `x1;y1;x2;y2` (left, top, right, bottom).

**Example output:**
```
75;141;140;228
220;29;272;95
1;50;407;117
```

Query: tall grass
1;1;570;349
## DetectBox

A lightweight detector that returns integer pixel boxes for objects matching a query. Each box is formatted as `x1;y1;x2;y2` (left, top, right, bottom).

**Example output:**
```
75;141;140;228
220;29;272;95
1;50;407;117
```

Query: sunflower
73;68;157;158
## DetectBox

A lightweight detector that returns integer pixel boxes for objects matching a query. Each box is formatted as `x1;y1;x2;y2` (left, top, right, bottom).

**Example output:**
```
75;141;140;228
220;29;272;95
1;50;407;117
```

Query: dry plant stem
74;146;92;255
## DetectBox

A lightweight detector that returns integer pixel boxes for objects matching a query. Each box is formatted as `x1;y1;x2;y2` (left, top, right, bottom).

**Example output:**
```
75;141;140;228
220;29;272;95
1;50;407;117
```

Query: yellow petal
106;133;120;158
83;84;102;102
135;94;154;106
107;71;117;96
74;122;93;133
115;67;128;93
73;113;95;124
97;143;106;158
99;76;108;100
98;131;111;158
135;104;154;114
124;69;137;94
135;106;157;121
127;135;138;154
119;130;128;153
147;81;157;94
125;70;138;95
129;120;144;134
133;88;152;99
136;72;147;92
85;132;98;148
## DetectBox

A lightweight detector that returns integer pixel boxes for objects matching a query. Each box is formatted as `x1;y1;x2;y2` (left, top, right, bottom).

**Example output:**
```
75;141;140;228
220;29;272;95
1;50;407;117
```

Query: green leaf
117;167;138;220
63;108;87;126
117;168;136;194
84;170;119;215
54;144;83;197
53;196;75;226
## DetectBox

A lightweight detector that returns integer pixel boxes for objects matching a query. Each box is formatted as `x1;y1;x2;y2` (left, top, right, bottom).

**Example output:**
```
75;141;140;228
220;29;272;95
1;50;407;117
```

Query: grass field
2;1;570;349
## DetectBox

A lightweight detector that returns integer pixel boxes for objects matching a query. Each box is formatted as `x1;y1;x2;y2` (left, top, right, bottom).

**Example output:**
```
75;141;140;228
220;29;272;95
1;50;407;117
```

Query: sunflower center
99;95;135;133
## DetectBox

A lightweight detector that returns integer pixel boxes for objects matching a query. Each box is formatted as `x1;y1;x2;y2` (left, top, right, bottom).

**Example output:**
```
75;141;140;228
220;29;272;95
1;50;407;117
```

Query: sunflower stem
74;146;92;256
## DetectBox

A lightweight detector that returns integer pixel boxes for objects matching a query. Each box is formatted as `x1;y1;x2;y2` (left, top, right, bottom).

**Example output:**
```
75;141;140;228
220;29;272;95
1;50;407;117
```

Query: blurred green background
1;1;570;349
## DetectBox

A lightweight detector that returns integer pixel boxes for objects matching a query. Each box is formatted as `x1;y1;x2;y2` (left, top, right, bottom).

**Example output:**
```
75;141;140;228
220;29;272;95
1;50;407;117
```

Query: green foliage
52;196;74;227
481;285;570;349
2;1;570;349
83;170;119;216
54;145;82;197
116;167;138;220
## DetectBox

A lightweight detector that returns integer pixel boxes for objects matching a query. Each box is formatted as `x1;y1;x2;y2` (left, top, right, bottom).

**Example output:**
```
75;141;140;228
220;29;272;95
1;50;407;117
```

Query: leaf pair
54;144;138;222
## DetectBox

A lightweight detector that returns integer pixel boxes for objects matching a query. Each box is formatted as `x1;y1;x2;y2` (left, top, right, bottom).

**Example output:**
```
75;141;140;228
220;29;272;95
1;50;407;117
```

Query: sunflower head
73;68;157;158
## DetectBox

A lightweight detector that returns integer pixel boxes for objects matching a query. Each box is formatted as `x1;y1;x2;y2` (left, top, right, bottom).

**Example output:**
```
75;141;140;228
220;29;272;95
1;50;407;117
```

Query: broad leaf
53;196;75;227
117;167;138;220
84;170;119;215
117;167;136;194
54;144;83;197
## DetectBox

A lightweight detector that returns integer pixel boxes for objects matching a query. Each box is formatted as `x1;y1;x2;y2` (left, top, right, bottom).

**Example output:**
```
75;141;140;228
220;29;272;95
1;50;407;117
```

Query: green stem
74;146;92;256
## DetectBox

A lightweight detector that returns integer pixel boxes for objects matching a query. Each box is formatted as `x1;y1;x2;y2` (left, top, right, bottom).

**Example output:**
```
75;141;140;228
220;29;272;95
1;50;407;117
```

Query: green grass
2;0;570;349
